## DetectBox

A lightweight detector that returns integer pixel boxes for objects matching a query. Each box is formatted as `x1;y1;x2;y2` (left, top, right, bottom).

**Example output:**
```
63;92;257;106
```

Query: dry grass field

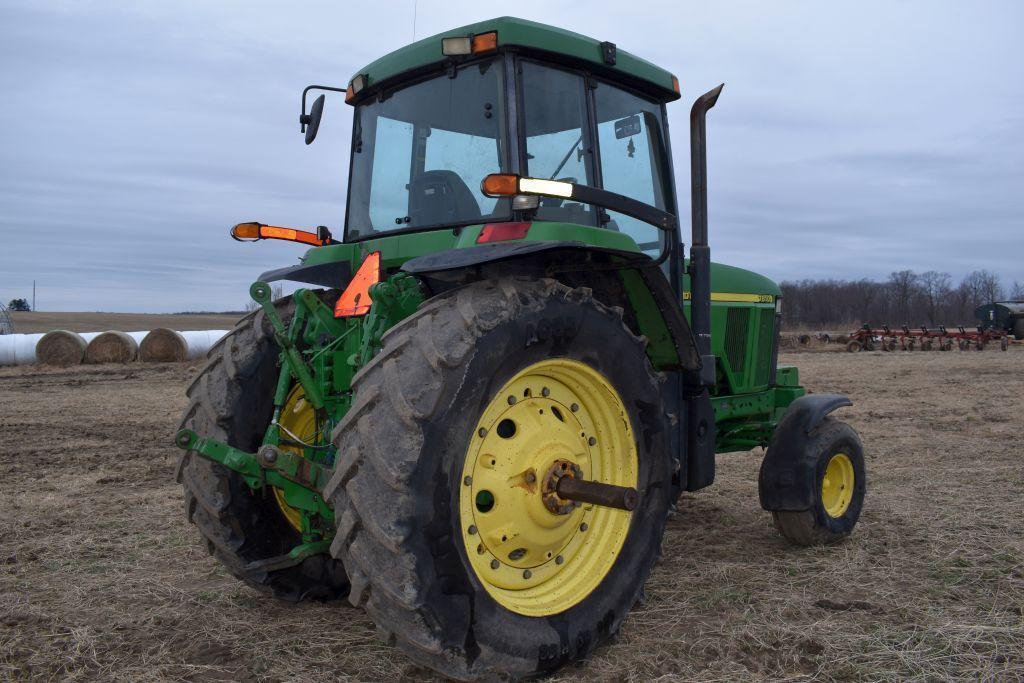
9;311;242;334
1;348;1021;681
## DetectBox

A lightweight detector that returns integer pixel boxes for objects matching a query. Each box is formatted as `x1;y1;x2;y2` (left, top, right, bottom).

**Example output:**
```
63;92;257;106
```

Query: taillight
476;222;531;244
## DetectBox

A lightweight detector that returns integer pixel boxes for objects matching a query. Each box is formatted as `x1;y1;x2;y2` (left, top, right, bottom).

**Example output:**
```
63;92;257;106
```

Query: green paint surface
351;17;678;99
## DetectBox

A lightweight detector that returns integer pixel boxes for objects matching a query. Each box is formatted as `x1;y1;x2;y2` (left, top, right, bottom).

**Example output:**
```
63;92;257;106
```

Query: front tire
772;417;866;546
325;278;672;679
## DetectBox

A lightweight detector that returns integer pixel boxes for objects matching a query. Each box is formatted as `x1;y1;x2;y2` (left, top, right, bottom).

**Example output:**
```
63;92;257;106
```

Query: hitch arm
175;429;334;519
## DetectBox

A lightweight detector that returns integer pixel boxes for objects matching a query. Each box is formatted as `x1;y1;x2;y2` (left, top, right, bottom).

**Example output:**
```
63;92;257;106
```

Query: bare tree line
780;270;1023;329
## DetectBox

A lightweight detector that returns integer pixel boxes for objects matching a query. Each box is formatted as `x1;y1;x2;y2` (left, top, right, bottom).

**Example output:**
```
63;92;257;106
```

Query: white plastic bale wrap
0;333;46;365
1;329;230;366
178;330;230;360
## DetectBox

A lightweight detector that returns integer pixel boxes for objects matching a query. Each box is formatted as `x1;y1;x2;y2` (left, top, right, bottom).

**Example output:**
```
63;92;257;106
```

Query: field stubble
0;349;1021;681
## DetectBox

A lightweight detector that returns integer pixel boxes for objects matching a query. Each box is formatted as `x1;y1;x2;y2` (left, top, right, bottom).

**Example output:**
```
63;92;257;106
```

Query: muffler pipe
689;84;724;386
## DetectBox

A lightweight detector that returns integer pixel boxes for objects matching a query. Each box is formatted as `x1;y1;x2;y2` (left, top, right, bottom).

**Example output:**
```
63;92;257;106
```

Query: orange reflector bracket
230;222;326;247
334;251;381;318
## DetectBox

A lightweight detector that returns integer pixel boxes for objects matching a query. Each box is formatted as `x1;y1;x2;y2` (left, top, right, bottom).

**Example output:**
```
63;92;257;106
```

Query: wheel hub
541;459;582;515
821;452;855;518
459;359;637;617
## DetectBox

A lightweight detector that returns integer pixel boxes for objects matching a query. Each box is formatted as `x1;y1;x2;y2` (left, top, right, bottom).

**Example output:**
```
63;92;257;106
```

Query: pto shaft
556;477;638;511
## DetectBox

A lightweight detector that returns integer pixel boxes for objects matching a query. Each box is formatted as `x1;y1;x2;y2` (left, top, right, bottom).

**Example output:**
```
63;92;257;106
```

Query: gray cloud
1;0;1020;312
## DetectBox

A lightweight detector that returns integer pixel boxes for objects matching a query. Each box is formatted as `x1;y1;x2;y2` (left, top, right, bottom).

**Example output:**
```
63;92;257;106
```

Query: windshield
345;59;509;239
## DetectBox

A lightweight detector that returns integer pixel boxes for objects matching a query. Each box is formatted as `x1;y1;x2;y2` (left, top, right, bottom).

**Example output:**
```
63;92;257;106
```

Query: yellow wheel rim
273;385;316;532
821;453;855;518
459;359;637;617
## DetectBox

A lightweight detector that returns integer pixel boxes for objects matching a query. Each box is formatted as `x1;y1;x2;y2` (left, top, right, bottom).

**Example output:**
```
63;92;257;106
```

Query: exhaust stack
689;84;723;385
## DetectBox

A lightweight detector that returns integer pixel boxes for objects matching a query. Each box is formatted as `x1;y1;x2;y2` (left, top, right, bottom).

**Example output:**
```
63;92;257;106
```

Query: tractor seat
408;170;481;226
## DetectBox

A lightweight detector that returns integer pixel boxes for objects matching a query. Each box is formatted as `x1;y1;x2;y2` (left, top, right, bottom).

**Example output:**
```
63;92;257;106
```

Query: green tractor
175;17;865;679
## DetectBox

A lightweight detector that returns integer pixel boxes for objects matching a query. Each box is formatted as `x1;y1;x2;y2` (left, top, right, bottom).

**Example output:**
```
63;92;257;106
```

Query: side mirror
301;94;326;145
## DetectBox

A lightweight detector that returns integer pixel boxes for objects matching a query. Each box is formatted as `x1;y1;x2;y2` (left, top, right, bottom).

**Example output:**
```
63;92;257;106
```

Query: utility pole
32;280;36;312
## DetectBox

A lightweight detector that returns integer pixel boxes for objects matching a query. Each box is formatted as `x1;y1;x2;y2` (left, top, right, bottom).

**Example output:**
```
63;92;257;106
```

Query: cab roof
350;16;679;102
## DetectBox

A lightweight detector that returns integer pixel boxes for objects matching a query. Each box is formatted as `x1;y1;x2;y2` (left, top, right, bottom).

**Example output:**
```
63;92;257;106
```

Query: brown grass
1;350;1021;681
9;311;241;334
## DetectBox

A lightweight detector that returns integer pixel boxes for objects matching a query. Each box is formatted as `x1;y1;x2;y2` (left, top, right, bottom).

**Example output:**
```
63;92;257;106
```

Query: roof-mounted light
442;36;472;56
472;31;498;53
346;73;368;103
442;31;498;56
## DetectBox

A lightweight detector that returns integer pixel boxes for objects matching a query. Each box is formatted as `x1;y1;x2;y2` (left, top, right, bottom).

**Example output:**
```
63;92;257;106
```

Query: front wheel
772;417;866;546
325;278;672;679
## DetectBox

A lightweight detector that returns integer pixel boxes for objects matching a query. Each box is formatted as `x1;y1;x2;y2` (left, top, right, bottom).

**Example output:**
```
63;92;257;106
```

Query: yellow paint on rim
459;358;637;617
821;453;855;518
273;385;315;532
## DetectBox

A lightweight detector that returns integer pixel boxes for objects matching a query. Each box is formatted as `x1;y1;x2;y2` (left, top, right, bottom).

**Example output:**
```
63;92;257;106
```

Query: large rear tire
176;297;349;601
325;278;672;679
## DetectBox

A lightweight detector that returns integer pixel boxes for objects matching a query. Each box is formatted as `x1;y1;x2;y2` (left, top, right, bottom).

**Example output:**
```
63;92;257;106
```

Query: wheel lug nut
525;471;536;483
523;569;532;579
588;436;597;446
468;525;477;535
541;387;550;397
507;396;517;405
570;403;579;412
580;522;589;532
464;476;472;486
478;428;487;437
490;559;499;570
555;555;564;565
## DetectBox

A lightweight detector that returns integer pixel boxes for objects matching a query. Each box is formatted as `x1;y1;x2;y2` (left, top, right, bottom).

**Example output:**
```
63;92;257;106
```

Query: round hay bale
139;328;188;362
36;330;87;366
84;330;139;364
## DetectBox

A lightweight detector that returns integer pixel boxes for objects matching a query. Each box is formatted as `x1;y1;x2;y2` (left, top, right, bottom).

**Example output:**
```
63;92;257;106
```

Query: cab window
594;82;671;255
520;61;596;225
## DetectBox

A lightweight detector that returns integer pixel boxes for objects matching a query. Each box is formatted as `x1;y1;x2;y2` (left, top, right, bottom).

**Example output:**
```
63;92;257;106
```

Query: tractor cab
303;17;677;260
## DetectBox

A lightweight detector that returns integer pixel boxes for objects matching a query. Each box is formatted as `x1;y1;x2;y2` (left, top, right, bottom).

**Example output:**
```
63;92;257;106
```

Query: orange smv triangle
334;251;381;317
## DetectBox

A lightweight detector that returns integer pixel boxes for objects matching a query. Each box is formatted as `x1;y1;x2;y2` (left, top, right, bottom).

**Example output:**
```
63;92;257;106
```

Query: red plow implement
846;324;1011;352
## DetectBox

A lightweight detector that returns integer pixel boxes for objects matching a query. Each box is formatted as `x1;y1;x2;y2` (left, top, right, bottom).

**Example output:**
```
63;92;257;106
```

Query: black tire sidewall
416;292;672;670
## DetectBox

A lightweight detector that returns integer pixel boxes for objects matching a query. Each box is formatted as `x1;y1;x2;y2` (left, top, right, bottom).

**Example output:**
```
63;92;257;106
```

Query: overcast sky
1;1;1020;312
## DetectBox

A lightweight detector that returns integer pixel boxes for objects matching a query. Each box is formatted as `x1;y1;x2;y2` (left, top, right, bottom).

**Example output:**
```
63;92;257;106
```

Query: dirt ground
1;348;1021;681
9;311;242;334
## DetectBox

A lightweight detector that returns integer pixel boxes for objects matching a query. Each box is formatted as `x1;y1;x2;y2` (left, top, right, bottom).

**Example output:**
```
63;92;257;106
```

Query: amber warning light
230;222;332;247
